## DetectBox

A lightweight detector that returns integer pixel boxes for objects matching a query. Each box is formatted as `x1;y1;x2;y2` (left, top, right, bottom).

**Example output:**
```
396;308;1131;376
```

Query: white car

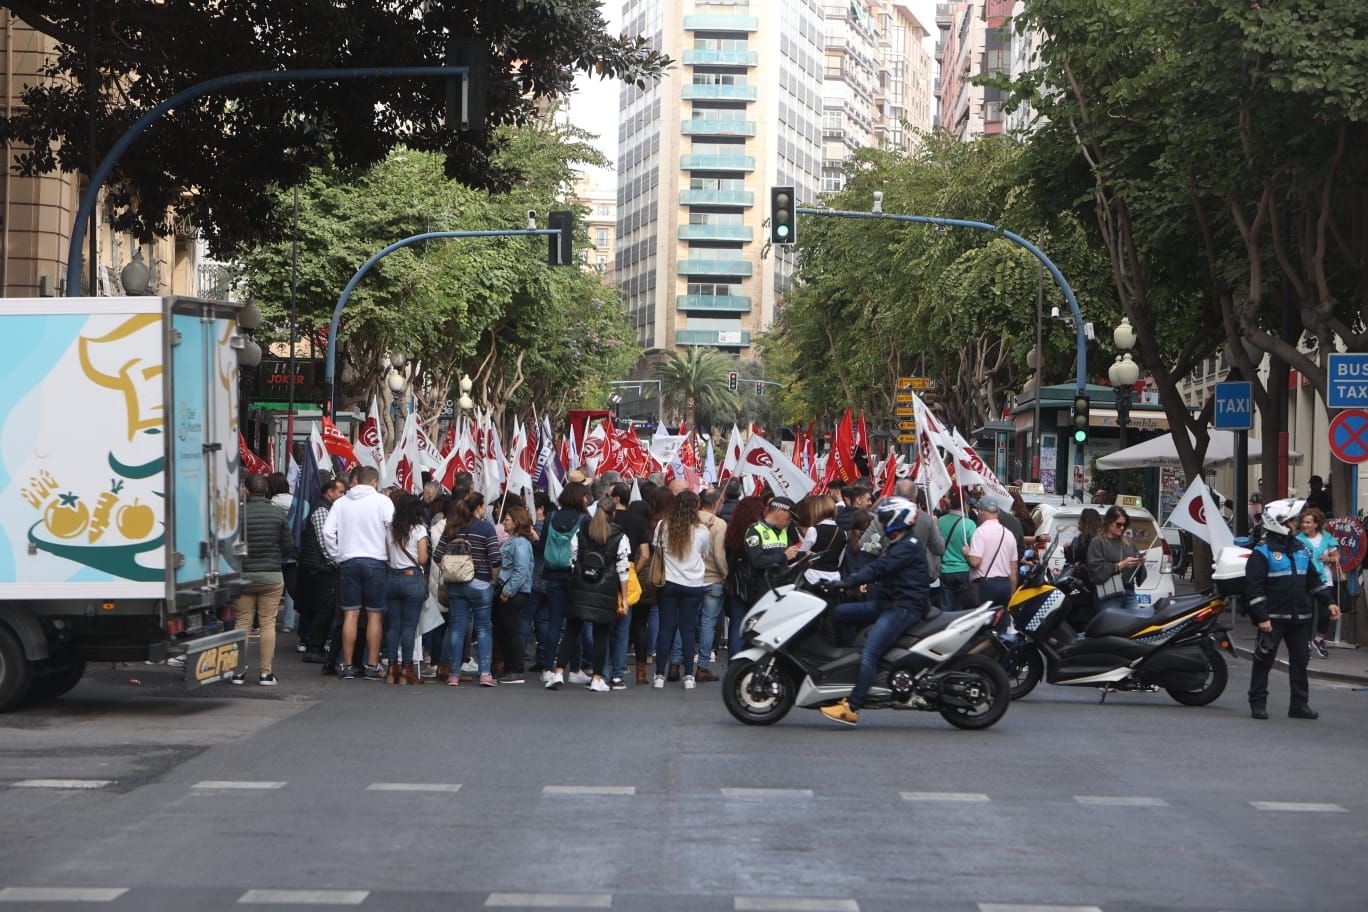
1034;503;1176;609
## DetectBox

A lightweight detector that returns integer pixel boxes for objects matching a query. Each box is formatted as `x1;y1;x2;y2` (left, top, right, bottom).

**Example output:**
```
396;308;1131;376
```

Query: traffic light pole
324;228;565;415
796;207;1088;395
63;65;470;297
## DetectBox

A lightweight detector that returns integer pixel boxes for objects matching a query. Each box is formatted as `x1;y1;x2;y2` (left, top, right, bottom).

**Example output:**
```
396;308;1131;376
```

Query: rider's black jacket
843;532;929;615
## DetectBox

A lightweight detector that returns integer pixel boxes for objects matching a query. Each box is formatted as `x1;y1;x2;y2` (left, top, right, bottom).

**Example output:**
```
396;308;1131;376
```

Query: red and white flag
505;418;535;496
385;411;422;495
320;416;357;468
912;394;954;510
239;433;271;476
720;425;744;482
1168;476;1234;551
831;408;860;483
478;412;506;502
355;396;386;481
735;433;815;501
949;426;1012;509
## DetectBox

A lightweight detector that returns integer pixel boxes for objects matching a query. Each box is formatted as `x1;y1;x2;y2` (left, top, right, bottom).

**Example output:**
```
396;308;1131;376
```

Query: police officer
1246;498;1339;720
745;496;801;580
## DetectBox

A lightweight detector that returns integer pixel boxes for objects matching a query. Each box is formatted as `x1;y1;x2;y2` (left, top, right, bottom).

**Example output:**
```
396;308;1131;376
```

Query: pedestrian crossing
0;779;1351;815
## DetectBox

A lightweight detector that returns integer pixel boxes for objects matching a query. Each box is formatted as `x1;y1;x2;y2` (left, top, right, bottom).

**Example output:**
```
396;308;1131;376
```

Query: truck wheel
26;657;87;703
0;626;35;712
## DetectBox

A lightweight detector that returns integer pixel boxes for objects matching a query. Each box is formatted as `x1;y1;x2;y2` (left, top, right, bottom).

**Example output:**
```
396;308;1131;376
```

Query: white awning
1096;429;1302;470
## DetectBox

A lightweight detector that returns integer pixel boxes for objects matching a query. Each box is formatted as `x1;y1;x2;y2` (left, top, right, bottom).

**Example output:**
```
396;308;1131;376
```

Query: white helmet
1261;498;1305;537
876;496;918;535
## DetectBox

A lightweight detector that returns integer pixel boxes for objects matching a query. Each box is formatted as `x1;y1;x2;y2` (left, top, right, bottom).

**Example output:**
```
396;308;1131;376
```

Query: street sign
1327;353;1368;408
895;433;916;445
895;420;916;431
897;376;938;391
1325;516;1366;573
1213;381;1253;430
894;406;914;417
894;392;913;403
1328;408;1368;464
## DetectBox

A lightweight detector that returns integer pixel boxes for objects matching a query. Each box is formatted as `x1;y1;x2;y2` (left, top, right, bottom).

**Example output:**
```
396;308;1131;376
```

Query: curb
1231;644;1368;686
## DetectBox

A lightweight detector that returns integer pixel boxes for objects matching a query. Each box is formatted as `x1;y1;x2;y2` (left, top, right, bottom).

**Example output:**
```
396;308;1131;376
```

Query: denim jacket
499;535;534;596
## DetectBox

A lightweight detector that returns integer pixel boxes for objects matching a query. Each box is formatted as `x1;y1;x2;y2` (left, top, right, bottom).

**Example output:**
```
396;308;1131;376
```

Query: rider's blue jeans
835;601;922;711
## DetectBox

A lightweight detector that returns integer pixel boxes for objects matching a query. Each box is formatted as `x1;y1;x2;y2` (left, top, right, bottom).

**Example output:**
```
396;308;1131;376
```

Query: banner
355;396;386;481
239;433;270;476
385;411;422;495
320;416;357;468
735;433;815;500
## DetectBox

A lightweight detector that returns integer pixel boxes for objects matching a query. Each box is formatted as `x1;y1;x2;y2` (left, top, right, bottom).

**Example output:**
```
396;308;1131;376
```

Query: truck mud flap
183;629;247;687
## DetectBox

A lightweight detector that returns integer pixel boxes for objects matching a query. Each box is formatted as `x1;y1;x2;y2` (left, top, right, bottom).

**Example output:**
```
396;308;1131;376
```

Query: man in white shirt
322;466;395;679
963;500;1016;607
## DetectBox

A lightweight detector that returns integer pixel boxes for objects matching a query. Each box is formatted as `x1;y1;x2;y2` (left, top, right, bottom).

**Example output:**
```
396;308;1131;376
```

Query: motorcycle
1004;541;1234;705
722;562;1012;729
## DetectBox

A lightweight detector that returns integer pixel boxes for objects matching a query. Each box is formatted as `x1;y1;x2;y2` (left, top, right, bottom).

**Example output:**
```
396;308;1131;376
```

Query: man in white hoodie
322;466;394;679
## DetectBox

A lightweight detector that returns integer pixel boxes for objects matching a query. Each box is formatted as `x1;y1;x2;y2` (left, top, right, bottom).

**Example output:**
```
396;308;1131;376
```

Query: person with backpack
432;492;501;687
537;482;591;682
545;498;630;693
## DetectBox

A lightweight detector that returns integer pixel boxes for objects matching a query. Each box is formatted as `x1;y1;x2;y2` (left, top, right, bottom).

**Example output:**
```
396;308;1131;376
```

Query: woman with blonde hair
652;490;711;690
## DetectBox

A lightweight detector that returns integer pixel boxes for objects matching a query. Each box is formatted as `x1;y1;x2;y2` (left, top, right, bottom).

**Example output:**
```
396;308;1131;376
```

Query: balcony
682;117;757;137
683;14;759;32
681;83;758;102
676;329;753;347
677;294;753;313
679;188;754;207
677;223;754;242
677;257;753;277
680;153;756;171
682;48;758;67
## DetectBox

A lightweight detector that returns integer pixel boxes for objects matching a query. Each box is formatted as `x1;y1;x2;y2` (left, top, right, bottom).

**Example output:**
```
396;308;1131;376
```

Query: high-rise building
574;173;618;281
616;0;933;358
934;0;1032;138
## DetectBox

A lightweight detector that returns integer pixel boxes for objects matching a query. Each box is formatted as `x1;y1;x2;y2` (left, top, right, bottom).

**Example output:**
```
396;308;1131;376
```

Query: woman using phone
1086;506;1148;617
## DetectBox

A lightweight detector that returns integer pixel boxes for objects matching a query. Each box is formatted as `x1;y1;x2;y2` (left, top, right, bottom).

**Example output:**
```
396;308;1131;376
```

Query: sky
566;1;941;189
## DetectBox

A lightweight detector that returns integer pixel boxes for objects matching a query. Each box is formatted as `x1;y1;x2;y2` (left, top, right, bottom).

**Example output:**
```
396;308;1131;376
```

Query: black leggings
630;600;653;662
557;617;610;676
496;592;527;673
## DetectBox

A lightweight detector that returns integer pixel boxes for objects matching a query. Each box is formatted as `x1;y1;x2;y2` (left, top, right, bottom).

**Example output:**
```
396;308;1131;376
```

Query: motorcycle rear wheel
938;654;1011;730
1006;645;1043;700
722;656;796;726
1165;647;1227;706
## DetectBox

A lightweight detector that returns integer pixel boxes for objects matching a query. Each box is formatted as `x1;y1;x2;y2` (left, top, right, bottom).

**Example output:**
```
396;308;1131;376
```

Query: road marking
979;905;1104;912
722;788;814;799
237;889;369;905
735;898;860;911
542;785;635;796
0;887;128;902
366;782;462;793
1250;801;1347;813
10;779;112;790
192;780;286;790
1074;795;1169;807
900;791;991;803
485;894;612;908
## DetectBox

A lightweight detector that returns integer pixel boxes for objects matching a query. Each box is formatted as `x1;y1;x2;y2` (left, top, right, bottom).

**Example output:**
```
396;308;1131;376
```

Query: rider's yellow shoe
820;699;859;726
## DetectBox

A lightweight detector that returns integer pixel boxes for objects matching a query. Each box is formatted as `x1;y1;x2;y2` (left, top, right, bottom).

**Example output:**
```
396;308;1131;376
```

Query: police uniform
1246;531;1333;717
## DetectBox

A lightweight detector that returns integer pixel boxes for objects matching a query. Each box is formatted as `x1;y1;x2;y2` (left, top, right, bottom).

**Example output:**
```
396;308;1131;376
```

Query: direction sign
1328;408;1368;464
1213;381;1253;430
894;392;913;403
894;406;914;417
1328;353;1368;408
895;420;916;431
895;434;916;445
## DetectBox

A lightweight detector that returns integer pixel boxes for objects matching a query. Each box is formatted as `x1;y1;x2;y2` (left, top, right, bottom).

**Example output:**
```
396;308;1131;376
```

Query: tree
238;121;638;441
654;347;742;434
0;1;668;258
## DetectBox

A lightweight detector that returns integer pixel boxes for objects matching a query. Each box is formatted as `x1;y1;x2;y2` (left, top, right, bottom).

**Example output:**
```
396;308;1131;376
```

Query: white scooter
723;565;1012;729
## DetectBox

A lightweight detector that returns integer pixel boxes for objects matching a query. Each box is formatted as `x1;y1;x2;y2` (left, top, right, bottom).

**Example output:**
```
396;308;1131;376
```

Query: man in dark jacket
1247;498;1339;720
235;473;294;685
299;476;345;664
821;497;929;726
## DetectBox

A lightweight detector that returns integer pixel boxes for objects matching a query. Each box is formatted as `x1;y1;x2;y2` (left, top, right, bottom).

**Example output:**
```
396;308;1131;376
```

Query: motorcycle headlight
741;611;765;638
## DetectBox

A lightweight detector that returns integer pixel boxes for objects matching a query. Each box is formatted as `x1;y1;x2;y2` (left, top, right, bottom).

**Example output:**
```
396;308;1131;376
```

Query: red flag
878;451;898;499
855;412;869;452
832;408;859;483
439;423;456;457
320;416;357;468
239;433;270;476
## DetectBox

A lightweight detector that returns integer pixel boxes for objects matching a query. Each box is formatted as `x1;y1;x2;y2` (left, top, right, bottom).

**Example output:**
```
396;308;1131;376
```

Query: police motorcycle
722;556;1012;730
1003;539;1233;705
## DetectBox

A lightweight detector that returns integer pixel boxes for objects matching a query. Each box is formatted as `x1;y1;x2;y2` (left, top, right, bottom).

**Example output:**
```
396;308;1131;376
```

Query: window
596;228;610;247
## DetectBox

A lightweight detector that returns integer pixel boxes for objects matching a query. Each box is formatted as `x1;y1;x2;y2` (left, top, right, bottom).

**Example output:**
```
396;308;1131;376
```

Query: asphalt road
1;653;1365;912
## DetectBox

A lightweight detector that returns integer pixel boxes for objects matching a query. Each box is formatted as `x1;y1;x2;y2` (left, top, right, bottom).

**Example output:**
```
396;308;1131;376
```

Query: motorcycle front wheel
1006;645;1043;700
722;656;796;726
938;654;1012;730
1165;647;1227;706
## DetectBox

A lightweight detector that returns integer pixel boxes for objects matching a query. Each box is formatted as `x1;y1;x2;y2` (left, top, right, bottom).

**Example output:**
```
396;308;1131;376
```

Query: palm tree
654;347;741;433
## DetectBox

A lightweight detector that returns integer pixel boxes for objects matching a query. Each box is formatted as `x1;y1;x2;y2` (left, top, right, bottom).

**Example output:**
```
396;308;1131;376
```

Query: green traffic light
776;225;790;238
1073;429;1088;443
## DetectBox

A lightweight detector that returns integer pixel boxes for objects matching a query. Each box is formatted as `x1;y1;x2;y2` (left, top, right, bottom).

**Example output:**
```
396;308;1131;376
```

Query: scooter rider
818;497;929;726
1247;498;1339;721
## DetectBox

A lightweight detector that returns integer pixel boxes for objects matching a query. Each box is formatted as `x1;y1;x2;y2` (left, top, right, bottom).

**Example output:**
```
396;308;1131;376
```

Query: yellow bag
625;562;643;606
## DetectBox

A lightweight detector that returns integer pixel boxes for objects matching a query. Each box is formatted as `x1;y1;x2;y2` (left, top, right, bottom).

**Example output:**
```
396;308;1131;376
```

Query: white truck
0;296;246;710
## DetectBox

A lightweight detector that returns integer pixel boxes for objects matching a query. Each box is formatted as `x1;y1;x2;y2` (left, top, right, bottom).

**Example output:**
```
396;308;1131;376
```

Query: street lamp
458;373;474;412
1109;319;1141;494
120;248;152;295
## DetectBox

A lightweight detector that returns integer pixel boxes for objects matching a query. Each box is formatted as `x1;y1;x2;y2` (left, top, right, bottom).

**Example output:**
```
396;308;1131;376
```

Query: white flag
355;395;386;481
505;418;534;496
720;425;743;481
384;411;423;495
702;438;717;485
308;425;329;468
629;478;642;503
949;425;1013;509
913;394;954;509
1168;476;1234;552
735;433;815;500
416;423;445;472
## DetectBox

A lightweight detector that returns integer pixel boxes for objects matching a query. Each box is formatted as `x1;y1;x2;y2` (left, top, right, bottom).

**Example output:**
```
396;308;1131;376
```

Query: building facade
934;0;1027;138
574;173;618;280
616;0;933;357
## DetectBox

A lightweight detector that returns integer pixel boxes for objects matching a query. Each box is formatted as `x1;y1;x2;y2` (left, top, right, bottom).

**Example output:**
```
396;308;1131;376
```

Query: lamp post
458;373;474;432
1109;318;1140;495
236;305;264;457
120;248;152;295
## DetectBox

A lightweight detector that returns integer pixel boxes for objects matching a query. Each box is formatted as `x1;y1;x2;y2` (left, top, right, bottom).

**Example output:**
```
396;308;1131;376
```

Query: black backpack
577;530;617;586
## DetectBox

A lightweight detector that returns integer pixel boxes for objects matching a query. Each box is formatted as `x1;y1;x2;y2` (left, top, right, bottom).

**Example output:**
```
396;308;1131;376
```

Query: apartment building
933;0;1023;138
574;173;618;280
616;0;934;356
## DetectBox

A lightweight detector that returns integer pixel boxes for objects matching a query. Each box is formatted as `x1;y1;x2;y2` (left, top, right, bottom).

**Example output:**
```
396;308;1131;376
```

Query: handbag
440;536;475;584
647;546;666;589
625;562;643;606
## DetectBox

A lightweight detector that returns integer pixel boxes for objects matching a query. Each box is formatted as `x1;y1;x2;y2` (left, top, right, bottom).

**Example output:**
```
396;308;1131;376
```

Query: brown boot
435;663;450;680
400;662;424;685
385;661;401;684
634;662;648;686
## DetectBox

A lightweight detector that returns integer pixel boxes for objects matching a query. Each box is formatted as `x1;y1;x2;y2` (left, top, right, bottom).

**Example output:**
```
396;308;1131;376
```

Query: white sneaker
653;675;665;690
683;675;696;690
567;670;591;685
540;670;552;683
545;671;564;691
460;659;479;674
588;677;611;693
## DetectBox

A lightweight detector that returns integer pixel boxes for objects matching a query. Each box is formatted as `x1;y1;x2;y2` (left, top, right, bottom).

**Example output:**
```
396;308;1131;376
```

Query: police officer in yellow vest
745;496;801;583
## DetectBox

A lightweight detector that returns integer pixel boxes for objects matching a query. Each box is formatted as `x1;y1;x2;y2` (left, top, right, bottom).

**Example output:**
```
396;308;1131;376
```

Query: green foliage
765;135;1117;432
0;0;669;256
653;347;742;434
239;122;638;428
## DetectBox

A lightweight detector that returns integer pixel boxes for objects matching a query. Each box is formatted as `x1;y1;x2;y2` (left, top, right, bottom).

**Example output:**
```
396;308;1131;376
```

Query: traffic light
547;210;574;266
770;186;796;245
727;371;739;392
1072;394;1090;444
445;39;488;131
755;381;765;397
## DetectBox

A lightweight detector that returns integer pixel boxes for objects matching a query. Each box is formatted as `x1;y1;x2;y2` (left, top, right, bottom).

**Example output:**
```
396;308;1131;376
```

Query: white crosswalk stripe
734;898;859;911
1073;796;1169;807
542;785;635;796
485;893;612;908
10;779;112;790
366;782;462;793
721;788;814;799
900;791;991;802
1249;801;1347;813
236;889;369;904
978;905;1104;912
0;887;128;902
192;781;286;790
